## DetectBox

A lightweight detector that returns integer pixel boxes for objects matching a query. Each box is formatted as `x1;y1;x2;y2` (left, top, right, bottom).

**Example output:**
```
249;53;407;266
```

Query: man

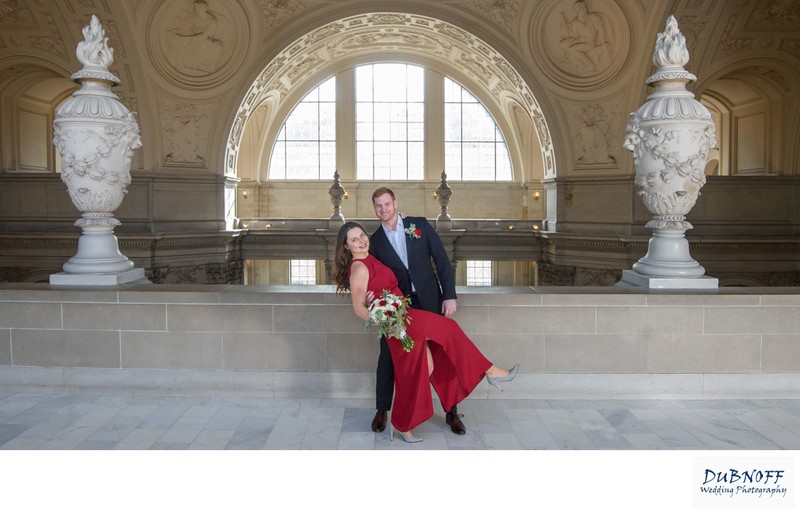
368;187;466;435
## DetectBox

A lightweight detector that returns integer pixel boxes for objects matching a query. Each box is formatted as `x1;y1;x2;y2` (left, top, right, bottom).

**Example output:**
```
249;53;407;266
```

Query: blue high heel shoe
486;364;519;391
390;425;423;443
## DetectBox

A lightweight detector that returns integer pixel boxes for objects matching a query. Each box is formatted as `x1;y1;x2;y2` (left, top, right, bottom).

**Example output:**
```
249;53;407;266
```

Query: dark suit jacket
370;216;456;314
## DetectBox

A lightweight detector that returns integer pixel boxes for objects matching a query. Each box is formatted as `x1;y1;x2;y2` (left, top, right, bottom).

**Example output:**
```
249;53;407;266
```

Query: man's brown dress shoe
371;410;387;432
445;406;466;435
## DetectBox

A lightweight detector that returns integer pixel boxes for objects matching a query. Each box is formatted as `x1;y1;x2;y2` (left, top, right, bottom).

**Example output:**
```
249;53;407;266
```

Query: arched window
266;64;511;182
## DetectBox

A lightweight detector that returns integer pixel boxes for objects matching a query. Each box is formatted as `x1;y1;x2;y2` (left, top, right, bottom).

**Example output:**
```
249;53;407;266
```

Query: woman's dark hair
333;221;368;294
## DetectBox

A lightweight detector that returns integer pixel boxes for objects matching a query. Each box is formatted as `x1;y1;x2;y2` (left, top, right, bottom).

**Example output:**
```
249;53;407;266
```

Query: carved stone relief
751;0;800;28
778;39;800;61
158;96;214;166
449;0;520;34
563;100;619;167
148;261;243;284
0;0;33;25
675;16;707;59
754;66;790;91
147;0;248;88
257;0;318;31
714;15;771;61
534;0;627;88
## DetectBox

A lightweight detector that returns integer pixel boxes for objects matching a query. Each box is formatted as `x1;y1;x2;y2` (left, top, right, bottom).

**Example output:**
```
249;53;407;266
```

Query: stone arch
0;62;75;173
697;60;800;177
224;12;555;189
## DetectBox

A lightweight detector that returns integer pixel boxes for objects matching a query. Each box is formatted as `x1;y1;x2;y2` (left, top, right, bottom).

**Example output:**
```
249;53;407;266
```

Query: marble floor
5;390;800;512
2;390;800;450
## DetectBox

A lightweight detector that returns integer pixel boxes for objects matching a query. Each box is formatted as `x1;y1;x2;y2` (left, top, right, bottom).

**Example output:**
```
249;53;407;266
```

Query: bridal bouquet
365;290;415;352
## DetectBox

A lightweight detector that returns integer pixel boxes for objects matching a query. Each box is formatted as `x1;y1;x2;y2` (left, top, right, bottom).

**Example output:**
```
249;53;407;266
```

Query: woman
334;221;518;443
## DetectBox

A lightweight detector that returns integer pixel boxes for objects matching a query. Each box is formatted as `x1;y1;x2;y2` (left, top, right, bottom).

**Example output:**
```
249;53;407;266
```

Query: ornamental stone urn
50;15;145;285
435;170;453;230
620;16;718;289
328;170;346;227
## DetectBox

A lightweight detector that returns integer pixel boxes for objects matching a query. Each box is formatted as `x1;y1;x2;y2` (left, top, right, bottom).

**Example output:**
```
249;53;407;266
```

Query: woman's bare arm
349;261;370;322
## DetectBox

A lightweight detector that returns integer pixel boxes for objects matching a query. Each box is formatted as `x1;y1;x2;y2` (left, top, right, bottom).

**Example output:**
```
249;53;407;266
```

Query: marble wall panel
0;302;62;329
704;306;800;334
0;329;10;365
12;329;121;367
63;303;166;331
762;334;800;372
223;332;327;371
167;304;272;332
121;331;222;370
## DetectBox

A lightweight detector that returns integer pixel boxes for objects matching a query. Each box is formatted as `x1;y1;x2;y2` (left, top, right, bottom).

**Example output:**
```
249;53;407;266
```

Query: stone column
50;15;146;285
620;16;718;289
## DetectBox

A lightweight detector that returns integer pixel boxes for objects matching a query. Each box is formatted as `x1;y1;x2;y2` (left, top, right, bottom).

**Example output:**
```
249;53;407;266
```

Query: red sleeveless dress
354;255;492;432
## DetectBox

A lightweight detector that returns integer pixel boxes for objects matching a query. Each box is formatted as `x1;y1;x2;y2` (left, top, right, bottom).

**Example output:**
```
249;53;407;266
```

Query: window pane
271;140;286;179
290;260;316;285
444;76;461;101
268;76;335;179
444;102;461;141
407;103;424;124
408;122;424;141
496;142;512;180
320;141;336;177
466;261;492;286
373;63;409;101
318;78;336;101
444;142;461;180
406;65;424;102
319;103;336;140
444;77;512;181
356;65;373;101
408;142;424;180
357;141;374;179
356;63;424;180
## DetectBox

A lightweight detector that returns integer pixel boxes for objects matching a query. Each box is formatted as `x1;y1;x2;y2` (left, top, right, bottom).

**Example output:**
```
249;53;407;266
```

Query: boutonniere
405;223;422;240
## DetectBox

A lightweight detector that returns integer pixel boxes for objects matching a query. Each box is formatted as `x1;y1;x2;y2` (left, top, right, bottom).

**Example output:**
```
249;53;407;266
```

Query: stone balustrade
1;283;800;399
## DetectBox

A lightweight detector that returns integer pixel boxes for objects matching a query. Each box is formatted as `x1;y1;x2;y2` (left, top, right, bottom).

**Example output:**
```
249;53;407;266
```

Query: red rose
414;229;422;237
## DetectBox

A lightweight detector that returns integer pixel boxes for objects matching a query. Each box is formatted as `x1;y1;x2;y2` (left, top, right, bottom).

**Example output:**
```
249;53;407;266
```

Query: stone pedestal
50;268;147;286
620;270;718;289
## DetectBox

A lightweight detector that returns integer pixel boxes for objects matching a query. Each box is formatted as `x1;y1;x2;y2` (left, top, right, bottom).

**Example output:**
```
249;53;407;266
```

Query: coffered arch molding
225;12;556;185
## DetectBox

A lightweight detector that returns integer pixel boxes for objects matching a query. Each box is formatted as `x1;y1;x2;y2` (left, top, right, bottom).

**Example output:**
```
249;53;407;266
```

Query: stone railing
1;283;799;399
